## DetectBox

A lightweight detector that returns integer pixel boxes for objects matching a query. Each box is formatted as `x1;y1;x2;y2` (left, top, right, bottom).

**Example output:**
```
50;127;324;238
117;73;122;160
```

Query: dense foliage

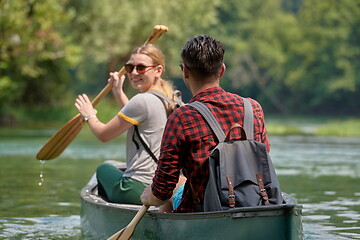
1;0;359;125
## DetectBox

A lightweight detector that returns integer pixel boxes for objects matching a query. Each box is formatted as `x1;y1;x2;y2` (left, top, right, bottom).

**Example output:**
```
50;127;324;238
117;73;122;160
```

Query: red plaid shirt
151;87;270;213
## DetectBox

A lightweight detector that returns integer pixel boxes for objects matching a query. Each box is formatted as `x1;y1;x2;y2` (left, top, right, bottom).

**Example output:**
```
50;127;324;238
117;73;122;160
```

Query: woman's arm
75;93;132;142
109;72;129;108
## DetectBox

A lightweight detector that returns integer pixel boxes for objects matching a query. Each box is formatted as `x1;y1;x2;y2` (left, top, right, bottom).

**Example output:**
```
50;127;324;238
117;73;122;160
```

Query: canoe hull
81;178;303;240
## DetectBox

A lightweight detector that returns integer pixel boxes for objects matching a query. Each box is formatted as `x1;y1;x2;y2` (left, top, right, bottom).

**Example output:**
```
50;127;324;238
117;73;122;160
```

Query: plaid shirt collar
189;86;225;103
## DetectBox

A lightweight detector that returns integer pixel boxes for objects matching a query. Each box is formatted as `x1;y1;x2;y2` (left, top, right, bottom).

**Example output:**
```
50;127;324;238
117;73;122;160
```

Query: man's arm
141;185;167;206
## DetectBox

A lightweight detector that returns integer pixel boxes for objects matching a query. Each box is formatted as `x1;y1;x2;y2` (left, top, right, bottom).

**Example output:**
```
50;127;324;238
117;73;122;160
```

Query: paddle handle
127;205;149;228
145;25;168;44
91;68;127;107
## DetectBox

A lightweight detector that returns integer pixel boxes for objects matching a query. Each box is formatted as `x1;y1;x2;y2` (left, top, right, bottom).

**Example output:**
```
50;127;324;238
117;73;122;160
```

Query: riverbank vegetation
4;95;360;137
267;116;360;137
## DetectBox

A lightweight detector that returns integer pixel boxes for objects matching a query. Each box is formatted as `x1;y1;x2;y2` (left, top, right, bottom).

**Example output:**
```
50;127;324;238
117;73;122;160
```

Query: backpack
189;98;284;211
133;89;185;163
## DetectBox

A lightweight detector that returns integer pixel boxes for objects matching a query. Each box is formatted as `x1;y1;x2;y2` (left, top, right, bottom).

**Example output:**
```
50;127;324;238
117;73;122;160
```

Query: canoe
80;175;304;240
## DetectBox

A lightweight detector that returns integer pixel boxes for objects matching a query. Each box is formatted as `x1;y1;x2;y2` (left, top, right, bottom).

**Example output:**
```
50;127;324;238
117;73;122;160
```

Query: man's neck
192;83;220;96
188;63;226;96
191;80;220;96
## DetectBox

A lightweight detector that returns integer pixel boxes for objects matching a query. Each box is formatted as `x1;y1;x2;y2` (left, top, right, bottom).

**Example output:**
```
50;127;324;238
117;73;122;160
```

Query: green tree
210;0;299;113
0;0;221;124
0;0;75;123
286;0;360;114
66;0;221;95
210;0;360;115
2;0;360;124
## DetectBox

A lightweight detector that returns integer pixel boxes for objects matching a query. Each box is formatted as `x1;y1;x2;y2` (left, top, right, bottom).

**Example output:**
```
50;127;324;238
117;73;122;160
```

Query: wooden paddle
107;205;150;240
36;25;169;160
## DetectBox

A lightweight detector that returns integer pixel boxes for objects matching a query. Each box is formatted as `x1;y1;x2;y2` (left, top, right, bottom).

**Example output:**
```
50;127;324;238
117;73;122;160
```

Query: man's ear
219;63;226;78
184;65;190;79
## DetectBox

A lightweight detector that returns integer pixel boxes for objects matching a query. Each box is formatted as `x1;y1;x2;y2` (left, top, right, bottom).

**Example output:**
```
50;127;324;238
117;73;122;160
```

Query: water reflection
268;135;360;240
270;135;360;178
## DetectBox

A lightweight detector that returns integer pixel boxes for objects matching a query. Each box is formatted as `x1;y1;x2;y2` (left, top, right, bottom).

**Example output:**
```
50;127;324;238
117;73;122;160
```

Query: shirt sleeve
250;98;271;152
119;94;148;125
151;110;183;201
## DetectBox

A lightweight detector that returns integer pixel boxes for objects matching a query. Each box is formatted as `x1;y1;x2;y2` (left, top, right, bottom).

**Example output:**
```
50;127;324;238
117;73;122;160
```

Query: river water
0;128;359;239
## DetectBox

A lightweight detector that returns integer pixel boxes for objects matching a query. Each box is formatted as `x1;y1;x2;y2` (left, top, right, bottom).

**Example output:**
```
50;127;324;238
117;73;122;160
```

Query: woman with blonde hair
75;44;176;204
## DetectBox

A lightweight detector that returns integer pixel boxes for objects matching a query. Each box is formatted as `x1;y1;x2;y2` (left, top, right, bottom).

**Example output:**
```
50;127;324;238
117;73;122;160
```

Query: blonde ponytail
159;79;176;113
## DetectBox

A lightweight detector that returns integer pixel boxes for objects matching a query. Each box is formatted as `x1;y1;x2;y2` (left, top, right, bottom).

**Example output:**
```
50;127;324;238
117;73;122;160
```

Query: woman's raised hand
74;94;98;119
108;72;128;108
108;72;125;96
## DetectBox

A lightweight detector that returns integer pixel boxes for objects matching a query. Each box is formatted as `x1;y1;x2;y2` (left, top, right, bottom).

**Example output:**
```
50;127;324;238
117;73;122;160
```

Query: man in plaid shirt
141;35;270;213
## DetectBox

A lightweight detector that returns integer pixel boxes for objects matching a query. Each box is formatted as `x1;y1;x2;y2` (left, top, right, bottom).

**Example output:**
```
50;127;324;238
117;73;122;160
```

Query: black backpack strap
242;97;254;140
131;89;174;163
131;89;187;164
188;101;226;142
133;125;158;163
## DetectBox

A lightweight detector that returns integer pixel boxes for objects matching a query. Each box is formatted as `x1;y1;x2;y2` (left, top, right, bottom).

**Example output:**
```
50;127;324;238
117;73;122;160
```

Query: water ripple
0;216;81;240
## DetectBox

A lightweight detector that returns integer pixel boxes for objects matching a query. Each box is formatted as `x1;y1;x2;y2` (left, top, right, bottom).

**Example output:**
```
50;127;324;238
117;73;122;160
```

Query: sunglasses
124;64;156;74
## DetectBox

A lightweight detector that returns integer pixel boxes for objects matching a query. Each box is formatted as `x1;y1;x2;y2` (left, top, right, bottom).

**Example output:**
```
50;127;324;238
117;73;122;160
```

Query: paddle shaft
36;25;168;160
107;205;150;240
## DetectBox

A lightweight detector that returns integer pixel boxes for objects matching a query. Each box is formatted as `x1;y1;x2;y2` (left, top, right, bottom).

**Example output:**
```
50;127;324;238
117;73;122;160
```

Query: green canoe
80;176;303;240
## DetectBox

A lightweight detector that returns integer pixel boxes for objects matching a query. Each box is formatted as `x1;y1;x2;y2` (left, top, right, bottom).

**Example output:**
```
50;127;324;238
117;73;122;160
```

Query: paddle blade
36;114;85;160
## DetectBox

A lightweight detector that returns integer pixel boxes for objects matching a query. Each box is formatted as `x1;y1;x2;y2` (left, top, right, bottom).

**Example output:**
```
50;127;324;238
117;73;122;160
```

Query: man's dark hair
181;35;225;77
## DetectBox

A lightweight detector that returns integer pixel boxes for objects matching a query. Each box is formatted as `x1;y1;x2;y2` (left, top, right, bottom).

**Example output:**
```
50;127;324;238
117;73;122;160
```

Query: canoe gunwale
80;175;303;220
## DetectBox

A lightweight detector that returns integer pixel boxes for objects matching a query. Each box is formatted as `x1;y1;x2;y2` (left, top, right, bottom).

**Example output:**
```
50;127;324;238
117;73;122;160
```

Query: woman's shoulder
125;92;165;115
131;92;159;101
127;92;157;106
122;93;151;112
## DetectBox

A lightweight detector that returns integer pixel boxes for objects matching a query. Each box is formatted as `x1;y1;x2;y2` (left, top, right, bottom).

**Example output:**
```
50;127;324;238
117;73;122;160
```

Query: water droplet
38;160;45;186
